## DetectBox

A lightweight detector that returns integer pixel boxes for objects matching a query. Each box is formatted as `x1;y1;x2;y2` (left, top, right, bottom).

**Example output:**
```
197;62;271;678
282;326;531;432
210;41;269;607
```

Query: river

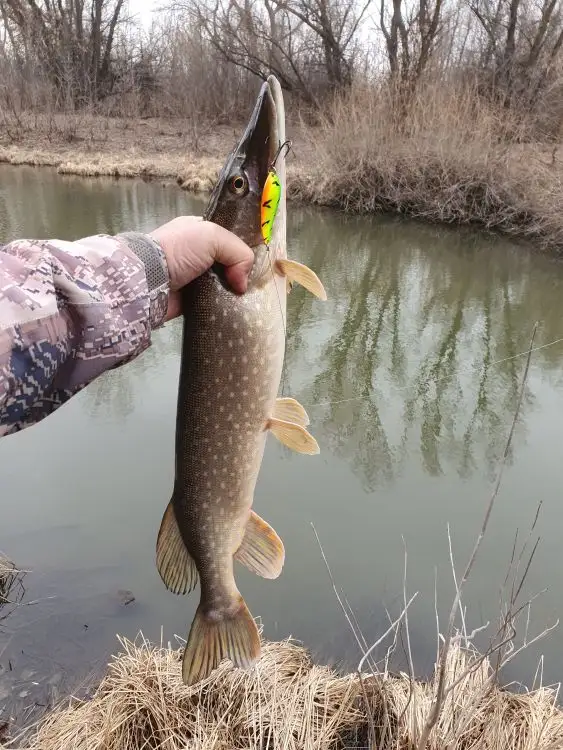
1;164;562;724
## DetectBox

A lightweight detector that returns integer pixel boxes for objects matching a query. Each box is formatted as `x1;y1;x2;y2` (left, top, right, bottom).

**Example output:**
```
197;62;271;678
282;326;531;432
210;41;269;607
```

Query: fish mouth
204;79;278;226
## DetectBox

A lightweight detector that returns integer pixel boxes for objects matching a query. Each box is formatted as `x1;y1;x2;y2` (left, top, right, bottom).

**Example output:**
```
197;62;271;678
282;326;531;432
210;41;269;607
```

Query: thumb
209;223;254;294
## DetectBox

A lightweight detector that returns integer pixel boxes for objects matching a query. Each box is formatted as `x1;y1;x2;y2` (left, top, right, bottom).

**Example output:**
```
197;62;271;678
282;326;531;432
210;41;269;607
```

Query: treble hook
271;139;293;169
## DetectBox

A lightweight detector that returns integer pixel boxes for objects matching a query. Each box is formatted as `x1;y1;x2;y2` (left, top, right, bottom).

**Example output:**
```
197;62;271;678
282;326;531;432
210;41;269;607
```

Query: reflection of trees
5;166;563;488
284;212;563;490
0;165;207;242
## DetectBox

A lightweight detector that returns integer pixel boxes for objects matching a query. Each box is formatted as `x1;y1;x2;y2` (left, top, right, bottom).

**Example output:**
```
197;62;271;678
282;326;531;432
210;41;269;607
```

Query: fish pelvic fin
156;500;199;595
273;396;310;427
267;417;320;455
276;258;327;301
182;596;261;686
235;509;285;579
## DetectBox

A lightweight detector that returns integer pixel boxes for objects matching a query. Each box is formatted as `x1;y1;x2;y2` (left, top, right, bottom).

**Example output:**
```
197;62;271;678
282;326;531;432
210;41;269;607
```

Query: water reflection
1;166;563;712
0;166;197;241
283;211;563;489
2;167;560;491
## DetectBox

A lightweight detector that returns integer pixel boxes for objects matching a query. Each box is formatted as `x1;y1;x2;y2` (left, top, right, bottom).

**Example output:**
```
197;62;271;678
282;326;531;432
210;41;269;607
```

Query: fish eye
228;173;248;196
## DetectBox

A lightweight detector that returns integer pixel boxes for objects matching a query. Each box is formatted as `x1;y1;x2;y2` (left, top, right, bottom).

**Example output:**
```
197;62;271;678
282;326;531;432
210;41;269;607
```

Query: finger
208;223;254;294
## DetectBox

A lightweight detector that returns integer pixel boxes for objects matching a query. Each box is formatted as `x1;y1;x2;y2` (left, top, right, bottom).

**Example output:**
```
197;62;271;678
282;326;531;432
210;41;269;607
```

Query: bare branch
416;322;538;750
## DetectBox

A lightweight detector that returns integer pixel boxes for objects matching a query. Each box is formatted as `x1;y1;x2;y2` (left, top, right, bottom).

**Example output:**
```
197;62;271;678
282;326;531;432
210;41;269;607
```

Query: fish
156;74;327;687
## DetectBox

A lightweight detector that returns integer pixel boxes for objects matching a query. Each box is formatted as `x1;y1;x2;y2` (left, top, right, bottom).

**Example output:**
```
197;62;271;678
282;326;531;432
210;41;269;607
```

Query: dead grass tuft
0;553;25;614
1;91;563;252
4;631;561;750
290;82;563;253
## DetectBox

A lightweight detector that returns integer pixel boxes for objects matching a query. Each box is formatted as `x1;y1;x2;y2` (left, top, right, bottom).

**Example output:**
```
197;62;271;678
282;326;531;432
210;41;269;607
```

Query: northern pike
156;74;327;686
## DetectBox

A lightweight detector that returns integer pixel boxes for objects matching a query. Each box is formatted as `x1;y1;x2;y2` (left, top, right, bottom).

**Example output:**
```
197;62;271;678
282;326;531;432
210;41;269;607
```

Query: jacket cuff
117;231;170;330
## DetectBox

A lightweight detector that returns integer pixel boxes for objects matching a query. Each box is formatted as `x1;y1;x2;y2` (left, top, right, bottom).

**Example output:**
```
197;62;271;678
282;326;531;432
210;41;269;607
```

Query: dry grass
0;113;235;191
290;82;563;254
0;553;25;614
1;84;563;253
2;631;561;750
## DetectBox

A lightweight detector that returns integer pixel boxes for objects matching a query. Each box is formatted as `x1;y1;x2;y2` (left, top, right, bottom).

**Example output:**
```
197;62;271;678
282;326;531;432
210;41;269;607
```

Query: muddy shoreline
1;113;562;254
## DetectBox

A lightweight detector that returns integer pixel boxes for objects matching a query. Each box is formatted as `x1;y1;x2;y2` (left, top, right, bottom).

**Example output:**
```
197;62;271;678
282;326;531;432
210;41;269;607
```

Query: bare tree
378;0;446;85
173;0;369;103
467;0;563;109
272;0;370;88
0;0;129;105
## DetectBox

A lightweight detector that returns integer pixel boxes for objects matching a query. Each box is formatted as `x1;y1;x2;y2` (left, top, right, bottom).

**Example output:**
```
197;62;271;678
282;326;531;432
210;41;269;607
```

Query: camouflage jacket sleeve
0;231;170;437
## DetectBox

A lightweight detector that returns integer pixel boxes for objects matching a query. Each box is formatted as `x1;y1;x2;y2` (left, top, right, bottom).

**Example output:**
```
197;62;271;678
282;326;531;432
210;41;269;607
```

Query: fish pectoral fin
273;396;310;427
267;418;320;455
235;510;285;579
275;259;327;301
156;500;199;596
182;596;261;686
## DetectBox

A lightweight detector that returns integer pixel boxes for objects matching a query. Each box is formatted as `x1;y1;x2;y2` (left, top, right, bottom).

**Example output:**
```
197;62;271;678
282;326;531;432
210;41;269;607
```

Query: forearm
0;231;169;437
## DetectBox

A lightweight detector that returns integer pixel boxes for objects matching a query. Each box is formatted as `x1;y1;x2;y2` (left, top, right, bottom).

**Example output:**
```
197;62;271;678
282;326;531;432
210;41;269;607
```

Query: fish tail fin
182;595;261;686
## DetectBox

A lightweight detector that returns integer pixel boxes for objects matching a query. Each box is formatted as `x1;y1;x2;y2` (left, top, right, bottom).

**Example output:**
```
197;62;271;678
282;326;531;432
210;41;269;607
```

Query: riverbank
0;555;24;611
0;114;228;192
1;105;562;254
2;632;562;750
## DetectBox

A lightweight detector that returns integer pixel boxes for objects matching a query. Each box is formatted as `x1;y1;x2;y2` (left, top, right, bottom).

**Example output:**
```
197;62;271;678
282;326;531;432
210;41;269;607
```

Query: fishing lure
261;140;292;246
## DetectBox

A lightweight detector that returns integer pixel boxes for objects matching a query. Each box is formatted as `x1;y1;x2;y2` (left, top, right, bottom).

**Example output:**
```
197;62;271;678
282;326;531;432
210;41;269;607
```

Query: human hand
149;216;254;321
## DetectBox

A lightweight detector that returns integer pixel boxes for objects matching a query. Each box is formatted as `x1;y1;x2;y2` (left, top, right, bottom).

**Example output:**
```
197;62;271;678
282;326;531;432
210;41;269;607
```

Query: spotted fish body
156;75;327;686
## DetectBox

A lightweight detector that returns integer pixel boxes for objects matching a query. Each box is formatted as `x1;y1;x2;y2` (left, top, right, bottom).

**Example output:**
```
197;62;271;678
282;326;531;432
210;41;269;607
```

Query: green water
1;164;563;722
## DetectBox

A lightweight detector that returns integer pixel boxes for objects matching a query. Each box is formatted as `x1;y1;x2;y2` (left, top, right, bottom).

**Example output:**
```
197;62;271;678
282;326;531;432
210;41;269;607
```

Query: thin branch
416;322;538;750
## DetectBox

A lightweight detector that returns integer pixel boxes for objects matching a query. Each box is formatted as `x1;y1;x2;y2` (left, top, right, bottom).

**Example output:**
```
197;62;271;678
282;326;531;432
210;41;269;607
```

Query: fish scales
155;74;327;686
175;262;286;596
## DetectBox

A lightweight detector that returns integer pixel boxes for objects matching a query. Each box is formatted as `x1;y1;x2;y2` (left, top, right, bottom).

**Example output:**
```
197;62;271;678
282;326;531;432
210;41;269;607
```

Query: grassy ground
1;94;563;254
3;632;562;750
0;113;231;191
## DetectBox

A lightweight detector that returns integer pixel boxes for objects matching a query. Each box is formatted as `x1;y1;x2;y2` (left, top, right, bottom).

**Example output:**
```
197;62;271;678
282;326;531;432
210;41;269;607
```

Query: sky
127;0;159;28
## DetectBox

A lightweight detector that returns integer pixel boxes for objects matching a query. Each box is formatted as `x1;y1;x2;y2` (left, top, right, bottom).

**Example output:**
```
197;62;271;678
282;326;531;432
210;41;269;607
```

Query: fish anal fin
235;510;285;579
273;396;310;427
276;259;327;301
267;417;320;455
182;597;261;685
156;500;198;595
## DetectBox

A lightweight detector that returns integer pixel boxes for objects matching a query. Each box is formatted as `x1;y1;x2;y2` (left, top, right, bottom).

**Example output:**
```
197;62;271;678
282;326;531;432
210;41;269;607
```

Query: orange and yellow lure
260;140;291;246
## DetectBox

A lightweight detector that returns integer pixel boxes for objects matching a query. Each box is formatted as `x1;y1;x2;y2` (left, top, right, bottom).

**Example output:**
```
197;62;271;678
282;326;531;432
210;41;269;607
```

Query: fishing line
268;251;289;399
300;329;563;411
264;138;292;398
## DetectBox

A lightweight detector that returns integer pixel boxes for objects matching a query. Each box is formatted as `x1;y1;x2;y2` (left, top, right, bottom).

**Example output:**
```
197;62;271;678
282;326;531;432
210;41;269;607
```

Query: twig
415;322;538;750
357;592;418;674
311;523;377;674
310;522;379;746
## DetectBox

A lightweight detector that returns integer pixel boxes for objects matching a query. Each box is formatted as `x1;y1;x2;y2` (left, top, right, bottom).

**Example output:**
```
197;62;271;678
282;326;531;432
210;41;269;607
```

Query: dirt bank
1;109;562;254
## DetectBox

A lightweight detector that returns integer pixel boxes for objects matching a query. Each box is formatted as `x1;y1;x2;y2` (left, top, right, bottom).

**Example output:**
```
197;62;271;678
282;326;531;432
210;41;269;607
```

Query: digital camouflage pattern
0;233;169;437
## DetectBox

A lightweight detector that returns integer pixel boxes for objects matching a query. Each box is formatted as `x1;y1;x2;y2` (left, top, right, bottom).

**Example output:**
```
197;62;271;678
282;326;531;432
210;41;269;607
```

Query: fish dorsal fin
267;418;320;455
273;397;310;427
276;259;327;300
235;510;285;579
156;500;199;595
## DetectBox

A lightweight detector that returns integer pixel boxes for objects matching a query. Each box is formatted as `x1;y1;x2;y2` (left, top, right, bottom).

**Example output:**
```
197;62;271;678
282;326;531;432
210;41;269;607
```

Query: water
1;164;563;723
